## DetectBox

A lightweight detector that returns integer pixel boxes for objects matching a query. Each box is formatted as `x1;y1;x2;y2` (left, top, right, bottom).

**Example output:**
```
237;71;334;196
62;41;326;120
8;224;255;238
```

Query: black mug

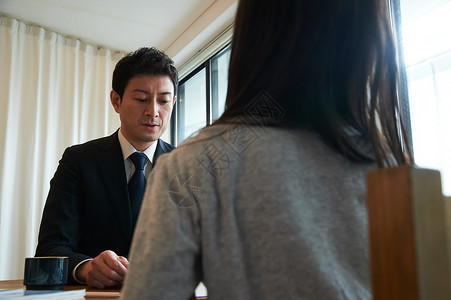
23;257;68;290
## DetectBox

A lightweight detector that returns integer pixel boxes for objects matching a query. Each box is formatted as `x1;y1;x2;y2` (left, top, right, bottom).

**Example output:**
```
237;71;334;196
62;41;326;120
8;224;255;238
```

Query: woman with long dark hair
121;0;413;298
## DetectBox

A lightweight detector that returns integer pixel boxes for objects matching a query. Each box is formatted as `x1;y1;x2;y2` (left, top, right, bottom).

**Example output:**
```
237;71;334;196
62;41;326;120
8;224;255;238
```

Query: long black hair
216;0;412;167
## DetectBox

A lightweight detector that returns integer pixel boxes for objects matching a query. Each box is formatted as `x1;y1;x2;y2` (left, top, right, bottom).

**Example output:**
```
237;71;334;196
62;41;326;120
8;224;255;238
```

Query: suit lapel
96;131;134;242
152;139;172;169
94;136;173;245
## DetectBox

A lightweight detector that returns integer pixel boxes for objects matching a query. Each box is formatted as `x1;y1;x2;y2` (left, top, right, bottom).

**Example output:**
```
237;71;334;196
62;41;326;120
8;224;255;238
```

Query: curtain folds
0;15;124;279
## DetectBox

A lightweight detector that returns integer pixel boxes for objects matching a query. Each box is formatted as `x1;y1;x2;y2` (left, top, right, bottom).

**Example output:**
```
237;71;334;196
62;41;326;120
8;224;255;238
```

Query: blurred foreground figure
121;0;412;299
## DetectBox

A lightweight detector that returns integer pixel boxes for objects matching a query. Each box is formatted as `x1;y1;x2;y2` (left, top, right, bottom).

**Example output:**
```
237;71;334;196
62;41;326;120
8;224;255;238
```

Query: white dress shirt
118;129;157;181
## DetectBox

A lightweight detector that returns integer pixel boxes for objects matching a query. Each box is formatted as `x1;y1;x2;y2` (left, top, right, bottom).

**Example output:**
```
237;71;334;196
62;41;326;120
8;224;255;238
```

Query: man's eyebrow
132;89;149;94
132;89;172;95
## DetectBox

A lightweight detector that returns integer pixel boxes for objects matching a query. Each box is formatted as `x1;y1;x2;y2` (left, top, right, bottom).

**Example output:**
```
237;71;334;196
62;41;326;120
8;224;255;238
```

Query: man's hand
76;250;129;288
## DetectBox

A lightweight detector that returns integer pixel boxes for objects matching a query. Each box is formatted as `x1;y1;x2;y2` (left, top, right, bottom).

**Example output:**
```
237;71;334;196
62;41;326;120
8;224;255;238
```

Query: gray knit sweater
121;124;373;300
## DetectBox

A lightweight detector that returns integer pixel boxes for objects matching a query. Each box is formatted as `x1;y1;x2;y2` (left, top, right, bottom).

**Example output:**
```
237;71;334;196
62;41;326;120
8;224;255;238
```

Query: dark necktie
128;152;147;228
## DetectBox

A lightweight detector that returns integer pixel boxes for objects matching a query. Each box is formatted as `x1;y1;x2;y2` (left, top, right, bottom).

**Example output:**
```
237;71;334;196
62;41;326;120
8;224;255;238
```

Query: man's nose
145;100;158;117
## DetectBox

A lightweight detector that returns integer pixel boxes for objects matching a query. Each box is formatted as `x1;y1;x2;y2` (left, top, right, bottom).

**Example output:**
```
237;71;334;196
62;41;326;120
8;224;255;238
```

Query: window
396;0;451;194
175;68;207;144
173;45;231;145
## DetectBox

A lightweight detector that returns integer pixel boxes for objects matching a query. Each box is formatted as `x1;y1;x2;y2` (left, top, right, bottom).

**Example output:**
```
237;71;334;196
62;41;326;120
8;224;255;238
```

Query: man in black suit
35;47;178;288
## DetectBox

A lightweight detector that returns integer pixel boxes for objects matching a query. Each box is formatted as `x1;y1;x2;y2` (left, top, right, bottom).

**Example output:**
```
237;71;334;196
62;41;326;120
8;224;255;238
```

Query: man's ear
110;90;121;113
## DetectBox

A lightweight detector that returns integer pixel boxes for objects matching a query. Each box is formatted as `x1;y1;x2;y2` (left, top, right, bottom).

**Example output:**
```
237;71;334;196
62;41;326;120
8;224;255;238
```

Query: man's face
111;75;176;151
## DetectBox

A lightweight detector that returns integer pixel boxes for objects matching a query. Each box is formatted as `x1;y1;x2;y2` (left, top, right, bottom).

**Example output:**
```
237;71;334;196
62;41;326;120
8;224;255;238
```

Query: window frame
171;44;231;146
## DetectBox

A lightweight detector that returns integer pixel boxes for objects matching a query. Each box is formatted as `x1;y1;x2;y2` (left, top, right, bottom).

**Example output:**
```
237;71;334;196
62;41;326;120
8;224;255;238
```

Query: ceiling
0;0;237;65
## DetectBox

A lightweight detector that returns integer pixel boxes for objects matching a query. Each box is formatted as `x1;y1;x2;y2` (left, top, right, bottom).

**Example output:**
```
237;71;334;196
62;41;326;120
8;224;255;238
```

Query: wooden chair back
366;166;451;300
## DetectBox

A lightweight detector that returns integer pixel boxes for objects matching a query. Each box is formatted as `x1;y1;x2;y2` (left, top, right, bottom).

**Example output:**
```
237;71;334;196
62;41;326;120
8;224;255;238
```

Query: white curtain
0;15;124;279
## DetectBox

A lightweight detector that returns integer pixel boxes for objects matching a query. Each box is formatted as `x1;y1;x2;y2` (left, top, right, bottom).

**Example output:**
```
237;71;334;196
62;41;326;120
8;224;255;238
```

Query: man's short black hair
112;47;178;98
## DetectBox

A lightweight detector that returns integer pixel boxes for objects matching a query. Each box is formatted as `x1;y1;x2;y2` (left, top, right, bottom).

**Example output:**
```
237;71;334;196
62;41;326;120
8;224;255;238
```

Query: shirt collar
118;129;158;163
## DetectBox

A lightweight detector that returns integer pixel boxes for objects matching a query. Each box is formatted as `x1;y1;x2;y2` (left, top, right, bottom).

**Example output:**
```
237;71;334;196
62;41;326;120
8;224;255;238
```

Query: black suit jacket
35;130;174;281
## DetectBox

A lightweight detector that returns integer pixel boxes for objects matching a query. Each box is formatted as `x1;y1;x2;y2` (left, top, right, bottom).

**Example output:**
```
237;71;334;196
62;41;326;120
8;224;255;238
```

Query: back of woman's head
220;0;412;167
